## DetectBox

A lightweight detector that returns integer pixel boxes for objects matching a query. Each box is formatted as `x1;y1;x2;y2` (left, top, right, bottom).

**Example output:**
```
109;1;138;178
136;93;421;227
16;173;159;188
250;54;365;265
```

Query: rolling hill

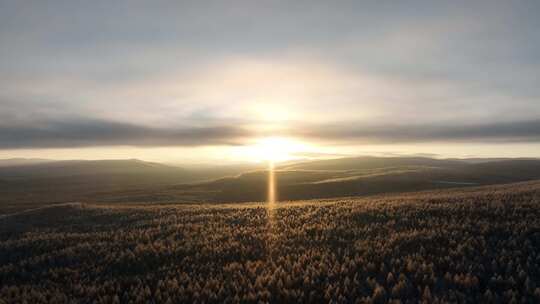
172;157;540;203
2;156;540;211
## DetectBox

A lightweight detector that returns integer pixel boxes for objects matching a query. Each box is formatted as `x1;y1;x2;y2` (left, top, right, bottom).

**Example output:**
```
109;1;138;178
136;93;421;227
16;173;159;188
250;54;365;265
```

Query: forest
2;181;540;303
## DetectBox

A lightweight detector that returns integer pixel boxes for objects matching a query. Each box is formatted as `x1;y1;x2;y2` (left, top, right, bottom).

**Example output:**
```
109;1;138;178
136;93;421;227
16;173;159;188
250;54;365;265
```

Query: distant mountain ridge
0;159;183;178
0;158;55;167
1;156;540;206
280;156;466;171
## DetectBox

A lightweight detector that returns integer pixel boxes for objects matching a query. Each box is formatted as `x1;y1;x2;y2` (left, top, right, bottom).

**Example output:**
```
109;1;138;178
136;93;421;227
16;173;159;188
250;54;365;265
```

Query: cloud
1;1;540;158
297;120;540;144
3;117;540;150
0;118;250;149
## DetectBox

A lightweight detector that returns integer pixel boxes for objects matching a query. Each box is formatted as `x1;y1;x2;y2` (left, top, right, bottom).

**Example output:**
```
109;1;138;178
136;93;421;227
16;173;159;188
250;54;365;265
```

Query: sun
239;137;306;163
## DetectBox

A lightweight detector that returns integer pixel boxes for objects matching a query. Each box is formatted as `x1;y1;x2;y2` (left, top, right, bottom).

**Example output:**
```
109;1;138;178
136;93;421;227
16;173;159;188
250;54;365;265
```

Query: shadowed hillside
0;159;261;213
2;157;540;212
172;157;540;203
280;156;465;171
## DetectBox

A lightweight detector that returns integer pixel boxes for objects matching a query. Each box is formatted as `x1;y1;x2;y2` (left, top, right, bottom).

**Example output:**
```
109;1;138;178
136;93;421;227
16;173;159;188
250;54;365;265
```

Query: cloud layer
0;118;250;149
1;1;540;156
299;120;540;144
1;118;540;149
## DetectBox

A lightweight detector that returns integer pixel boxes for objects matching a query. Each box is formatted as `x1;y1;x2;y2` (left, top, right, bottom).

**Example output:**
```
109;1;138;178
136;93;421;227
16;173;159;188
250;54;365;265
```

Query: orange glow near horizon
233;136;309;163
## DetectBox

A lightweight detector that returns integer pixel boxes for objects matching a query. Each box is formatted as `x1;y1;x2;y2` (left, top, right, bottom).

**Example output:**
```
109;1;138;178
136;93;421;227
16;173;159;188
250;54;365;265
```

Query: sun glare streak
268;160;276;207
265;160;278;257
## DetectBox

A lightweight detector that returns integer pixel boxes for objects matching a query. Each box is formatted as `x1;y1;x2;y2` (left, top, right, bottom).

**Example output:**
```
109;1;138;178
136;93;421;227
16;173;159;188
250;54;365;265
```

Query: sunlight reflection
266;160;278;256
267;160;276;208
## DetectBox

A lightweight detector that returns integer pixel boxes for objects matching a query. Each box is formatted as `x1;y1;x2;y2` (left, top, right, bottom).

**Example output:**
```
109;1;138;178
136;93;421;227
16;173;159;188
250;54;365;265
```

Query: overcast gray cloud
1;0;540;155
297;120;540;144
1;118;540;149
0;118;250;149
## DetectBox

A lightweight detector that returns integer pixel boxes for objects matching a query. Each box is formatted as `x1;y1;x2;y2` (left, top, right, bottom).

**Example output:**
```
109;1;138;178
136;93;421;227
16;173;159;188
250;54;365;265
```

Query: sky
1;0;540;164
